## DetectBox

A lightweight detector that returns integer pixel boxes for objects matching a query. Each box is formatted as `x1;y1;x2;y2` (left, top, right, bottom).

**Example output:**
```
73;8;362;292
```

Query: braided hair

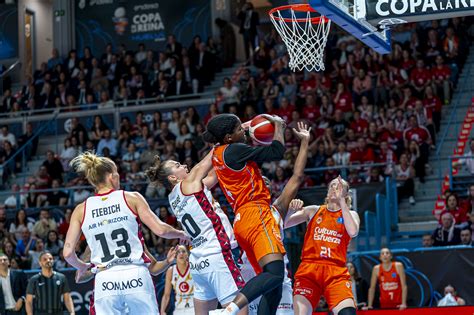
202;114;240;144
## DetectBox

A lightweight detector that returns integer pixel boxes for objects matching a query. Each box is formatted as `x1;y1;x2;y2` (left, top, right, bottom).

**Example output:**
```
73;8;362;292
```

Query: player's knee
335;307;357;315
262;260;284;282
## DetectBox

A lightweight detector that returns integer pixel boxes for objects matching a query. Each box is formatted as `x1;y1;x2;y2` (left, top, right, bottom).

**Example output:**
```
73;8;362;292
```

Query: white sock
224;302;240;315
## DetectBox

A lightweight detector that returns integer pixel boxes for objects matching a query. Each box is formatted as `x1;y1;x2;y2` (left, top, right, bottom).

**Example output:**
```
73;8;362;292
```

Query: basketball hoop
269;4;331;72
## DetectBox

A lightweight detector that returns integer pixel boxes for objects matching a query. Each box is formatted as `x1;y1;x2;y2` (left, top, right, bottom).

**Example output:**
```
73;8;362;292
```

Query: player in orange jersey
203;113;290;315
284;177;360;315
365;248;407;310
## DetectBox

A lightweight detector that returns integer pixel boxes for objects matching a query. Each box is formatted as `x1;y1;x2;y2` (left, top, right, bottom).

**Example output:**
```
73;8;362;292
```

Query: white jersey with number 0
81;190;148;269
168;183;237;259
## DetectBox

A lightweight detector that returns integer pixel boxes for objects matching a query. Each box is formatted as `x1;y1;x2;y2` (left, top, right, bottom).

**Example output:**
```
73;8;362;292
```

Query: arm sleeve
224;141;286;170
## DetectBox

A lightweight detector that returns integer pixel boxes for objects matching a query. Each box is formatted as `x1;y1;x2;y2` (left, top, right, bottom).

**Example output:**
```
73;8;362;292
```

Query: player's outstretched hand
292;121;311;141
335;176;347;204
166;245;178;265
289;199;304;212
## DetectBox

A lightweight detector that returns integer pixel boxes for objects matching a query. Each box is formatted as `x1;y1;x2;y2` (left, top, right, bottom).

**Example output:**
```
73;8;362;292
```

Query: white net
269;6;331;72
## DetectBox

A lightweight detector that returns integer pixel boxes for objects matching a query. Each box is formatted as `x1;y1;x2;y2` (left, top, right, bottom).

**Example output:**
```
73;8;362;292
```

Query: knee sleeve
262;260;284;280
336;307;357;315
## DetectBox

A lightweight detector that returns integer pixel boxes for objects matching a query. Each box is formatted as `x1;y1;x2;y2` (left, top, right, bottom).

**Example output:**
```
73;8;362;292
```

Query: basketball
249;115;275;145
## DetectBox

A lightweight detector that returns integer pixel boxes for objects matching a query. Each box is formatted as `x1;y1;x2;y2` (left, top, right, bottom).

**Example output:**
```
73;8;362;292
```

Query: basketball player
284;177;360;315
64;152;188;314
146;152;246;314
76;245;179;315
161;245;195;314
365;248;407;310
203;113;288;315
242;121;311;314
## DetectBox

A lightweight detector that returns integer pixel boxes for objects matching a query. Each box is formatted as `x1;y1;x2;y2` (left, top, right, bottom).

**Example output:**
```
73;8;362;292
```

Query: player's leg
323;265;356;315
192;265;219;315
294;295;314;315
255;256;284;315
293;263;322;315
332;299;357;315
275;278;294;314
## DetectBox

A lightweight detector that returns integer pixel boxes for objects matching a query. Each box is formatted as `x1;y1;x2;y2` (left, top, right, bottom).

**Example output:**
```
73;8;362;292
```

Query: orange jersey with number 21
301;205;351;266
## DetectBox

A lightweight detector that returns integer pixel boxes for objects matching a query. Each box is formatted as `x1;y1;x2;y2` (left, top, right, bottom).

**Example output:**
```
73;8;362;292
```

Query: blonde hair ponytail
70;151;116;187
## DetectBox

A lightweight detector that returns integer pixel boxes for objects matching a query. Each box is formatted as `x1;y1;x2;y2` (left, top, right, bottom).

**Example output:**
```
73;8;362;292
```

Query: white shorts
191;252;244;305
172;309;195;315
93;265;158;315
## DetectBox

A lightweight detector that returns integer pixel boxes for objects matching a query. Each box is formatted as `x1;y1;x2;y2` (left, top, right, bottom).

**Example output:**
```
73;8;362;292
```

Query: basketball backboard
309;0;392;54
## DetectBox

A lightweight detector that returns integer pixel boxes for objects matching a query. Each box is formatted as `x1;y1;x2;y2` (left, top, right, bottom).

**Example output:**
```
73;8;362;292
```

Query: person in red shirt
333;82;354;118
285;177;360;315
423;85;442;132
379;120;403;155
350;137;375;165
400;87;418;110
365;248;407;310
349;111;368;137
277;97;296;122
409;60;432;98
440;193;469;227
264;98;279;116
403;115;432;148
387;65;408;98
302;94;320;121
431;55;452;104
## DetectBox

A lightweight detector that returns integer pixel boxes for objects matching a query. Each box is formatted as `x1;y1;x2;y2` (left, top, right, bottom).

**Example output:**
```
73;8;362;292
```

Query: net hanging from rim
269;4;331;72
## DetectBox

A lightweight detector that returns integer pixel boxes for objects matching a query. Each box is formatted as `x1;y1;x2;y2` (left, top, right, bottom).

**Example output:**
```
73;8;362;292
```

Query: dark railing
0;60;21;96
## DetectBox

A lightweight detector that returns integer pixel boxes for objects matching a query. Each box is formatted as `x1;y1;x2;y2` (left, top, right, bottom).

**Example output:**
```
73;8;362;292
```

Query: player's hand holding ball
248;114;285;145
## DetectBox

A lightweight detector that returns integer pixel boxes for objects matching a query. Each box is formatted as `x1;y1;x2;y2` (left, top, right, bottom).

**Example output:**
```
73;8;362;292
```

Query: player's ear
167;174;176;184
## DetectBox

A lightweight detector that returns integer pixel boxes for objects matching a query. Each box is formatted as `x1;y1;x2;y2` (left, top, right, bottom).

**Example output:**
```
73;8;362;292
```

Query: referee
25;252;75;315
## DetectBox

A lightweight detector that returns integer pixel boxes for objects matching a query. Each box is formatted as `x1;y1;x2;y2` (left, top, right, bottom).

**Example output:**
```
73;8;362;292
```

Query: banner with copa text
365;0;474;26
75;0;211;57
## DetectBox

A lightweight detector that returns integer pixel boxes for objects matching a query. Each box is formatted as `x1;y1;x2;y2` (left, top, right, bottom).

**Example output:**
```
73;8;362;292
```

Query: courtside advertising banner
365;0;474;25
75;0;211;56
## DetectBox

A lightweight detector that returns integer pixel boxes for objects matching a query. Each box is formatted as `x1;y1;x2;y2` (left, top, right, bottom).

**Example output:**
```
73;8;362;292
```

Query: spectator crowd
0;14;474;276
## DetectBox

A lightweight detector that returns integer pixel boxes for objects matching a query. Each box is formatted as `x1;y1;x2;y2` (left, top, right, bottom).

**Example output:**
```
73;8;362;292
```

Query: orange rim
268;3;329;24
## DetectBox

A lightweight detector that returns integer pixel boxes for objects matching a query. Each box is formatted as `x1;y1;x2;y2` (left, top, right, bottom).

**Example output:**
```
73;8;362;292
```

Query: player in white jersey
161;245;195;314
146;151;246;314
64;152;188;315
241;121;311;314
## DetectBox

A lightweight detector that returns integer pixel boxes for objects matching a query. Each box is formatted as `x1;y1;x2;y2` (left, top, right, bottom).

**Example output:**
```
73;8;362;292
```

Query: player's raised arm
126;191;187;241
284;199;319;228
335;176;360;238
273;121;311;218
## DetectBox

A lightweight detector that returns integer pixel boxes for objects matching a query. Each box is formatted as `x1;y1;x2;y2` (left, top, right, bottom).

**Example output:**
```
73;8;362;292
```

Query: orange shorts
234;202;286;274
294;261;354;310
